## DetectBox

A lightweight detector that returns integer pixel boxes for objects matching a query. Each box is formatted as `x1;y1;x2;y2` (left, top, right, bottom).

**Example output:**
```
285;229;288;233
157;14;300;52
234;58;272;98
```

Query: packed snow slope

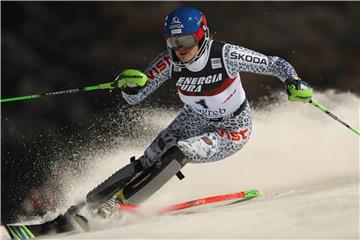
2;91;359;239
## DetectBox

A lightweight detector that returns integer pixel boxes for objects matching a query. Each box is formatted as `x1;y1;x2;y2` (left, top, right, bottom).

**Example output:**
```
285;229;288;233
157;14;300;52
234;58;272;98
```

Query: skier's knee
177;132;220;159
141;131;178;168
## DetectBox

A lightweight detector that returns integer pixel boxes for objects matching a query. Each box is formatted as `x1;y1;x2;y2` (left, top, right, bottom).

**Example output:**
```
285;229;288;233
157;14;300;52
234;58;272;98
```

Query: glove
114;69;148;94
285;77;313;103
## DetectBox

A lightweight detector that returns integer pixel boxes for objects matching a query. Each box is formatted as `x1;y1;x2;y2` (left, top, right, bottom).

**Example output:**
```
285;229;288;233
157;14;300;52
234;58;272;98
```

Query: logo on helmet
171;16;181;24
170;16;184;31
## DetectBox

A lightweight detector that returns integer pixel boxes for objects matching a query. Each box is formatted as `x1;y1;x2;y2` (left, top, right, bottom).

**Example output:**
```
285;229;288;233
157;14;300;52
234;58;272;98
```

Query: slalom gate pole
309;99;360;137
1;82;117;103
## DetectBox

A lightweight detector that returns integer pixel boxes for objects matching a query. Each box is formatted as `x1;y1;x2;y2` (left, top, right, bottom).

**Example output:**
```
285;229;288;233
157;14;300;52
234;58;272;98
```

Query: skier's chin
175;45;199;63
177;53;194;63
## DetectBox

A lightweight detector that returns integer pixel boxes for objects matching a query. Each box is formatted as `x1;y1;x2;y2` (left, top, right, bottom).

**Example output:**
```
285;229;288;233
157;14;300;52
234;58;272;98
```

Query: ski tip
4;224;36;240
244;188;262;198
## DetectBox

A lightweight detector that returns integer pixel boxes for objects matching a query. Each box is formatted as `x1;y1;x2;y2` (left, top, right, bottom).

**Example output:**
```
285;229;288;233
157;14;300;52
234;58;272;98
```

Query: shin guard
118;146;186;205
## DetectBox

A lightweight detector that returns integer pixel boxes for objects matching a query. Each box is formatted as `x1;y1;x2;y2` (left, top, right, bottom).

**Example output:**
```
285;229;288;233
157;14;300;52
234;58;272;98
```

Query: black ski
4;203;89;240
5;215;73;239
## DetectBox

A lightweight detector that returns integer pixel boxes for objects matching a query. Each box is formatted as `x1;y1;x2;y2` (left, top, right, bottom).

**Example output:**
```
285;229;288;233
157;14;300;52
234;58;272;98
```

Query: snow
55;181;359;239
2;91;359;239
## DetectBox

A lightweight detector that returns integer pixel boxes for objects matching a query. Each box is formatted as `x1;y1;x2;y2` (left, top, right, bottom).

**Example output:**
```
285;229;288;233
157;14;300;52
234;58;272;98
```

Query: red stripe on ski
118;191;247;213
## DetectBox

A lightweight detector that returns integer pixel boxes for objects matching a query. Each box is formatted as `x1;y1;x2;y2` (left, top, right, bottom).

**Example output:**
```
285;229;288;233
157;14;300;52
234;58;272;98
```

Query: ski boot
63;203;89;231
96;192;124;218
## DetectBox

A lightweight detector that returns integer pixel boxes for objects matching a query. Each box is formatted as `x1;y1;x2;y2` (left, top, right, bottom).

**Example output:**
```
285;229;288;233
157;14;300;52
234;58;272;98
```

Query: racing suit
122;40;298;168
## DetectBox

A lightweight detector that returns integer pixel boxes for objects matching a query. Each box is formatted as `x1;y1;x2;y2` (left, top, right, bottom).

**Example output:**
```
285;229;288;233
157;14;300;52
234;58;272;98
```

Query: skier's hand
114;69;148;94
285;77;313;103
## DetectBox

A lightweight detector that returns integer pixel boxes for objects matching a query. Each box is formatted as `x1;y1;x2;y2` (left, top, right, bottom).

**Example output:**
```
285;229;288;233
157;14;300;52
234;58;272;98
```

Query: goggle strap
194;19;207;43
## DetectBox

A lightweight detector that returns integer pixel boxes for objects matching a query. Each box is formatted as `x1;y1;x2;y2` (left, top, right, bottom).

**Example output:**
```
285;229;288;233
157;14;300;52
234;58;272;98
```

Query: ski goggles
166;34;197;50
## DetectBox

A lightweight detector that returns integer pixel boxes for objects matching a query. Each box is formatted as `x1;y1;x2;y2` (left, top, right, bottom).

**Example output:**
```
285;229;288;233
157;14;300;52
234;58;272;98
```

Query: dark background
1;2;360;223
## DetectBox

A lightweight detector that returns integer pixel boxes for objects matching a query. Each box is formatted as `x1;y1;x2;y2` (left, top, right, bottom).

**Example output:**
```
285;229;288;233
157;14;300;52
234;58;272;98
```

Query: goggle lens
166;35;197;50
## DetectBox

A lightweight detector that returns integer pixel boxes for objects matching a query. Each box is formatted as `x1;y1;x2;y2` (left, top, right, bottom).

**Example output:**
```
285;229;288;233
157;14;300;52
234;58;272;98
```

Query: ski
118;188;261;213
4;225;35;240
3;189;261;239
3;204;88;240
4;214;74;240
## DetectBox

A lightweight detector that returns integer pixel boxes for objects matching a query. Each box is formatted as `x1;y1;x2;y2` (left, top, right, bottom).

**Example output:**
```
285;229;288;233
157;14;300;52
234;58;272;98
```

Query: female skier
1;7;316;239
86;6;313;217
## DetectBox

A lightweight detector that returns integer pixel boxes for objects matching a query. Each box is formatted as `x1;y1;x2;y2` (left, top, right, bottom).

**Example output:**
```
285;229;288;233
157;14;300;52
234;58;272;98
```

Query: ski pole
1;82;117;103
309;99;360;137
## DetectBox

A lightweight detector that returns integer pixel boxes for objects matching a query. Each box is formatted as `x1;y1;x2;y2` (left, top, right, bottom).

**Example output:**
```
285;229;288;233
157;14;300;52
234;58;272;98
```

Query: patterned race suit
122;40;298;168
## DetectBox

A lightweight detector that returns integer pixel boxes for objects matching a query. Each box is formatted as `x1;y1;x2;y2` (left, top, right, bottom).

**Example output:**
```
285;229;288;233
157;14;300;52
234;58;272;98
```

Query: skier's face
174;44;199;63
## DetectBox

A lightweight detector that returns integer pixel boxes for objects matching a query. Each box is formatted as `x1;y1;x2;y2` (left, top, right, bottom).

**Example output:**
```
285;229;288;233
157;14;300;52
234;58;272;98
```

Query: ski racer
83;6;313;218
3;7;314;239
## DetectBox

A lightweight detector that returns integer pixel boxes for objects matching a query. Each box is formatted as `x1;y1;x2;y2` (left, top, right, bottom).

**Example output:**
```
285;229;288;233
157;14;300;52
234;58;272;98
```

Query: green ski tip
244;189;262;198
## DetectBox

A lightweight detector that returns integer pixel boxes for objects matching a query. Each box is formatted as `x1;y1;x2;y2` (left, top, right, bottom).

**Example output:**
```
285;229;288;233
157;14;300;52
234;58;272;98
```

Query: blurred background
1;2;359;223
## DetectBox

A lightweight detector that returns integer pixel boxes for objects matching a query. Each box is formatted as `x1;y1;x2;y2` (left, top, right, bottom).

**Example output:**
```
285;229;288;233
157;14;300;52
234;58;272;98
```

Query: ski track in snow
1;91;359;239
